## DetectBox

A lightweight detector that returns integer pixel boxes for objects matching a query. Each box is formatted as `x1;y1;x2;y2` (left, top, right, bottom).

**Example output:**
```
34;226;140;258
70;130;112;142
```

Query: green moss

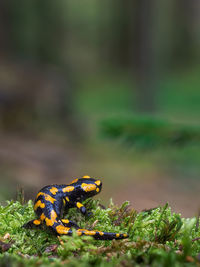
0;199;199;266
101;117;200;148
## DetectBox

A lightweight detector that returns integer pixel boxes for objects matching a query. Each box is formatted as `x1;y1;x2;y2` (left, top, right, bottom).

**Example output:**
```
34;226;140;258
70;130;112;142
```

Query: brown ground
0;134;199;218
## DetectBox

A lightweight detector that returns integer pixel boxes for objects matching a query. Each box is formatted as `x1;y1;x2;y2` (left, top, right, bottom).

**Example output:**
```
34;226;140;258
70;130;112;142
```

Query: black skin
23;176;129;240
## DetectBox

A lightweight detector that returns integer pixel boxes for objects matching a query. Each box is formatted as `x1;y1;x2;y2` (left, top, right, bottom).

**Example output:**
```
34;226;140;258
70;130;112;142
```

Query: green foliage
0;199;200;266
101;117;200;149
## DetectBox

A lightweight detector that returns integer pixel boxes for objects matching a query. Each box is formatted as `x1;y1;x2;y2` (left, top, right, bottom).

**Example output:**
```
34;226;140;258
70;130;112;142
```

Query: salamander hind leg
61;219;80;229
51;222;73;235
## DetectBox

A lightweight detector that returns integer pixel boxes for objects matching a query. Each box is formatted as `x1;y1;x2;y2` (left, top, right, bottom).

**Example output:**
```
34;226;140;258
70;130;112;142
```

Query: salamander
23;175;129;240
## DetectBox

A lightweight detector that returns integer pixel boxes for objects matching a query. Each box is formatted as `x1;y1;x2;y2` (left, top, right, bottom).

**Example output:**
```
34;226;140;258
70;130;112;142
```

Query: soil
0;134;199;218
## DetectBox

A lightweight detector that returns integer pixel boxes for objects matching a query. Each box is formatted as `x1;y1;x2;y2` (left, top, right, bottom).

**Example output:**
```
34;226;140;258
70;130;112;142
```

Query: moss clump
101;117;200;148
0;199;199;266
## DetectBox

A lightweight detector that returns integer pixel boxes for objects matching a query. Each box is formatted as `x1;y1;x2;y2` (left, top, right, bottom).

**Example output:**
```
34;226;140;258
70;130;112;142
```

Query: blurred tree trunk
0;0;9;58
0;0;80;139
108;0;131;68
132;0;158;112
106;0;173;113
172;0;200;66
100;0;159;112
132;0;176;113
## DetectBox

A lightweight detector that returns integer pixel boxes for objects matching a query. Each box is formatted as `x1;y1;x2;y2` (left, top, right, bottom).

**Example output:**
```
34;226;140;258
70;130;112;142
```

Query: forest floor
0;133;199;218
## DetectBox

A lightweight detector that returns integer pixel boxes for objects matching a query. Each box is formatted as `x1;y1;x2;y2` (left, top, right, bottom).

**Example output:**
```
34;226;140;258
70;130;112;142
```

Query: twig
192;237;200;242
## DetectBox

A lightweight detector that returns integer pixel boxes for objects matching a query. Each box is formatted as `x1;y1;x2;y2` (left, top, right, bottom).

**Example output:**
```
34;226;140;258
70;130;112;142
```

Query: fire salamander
23;175;129;240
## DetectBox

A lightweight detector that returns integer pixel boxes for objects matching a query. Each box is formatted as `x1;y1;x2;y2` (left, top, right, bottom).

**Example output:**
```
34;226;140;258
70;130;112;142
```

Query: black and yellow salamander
23;176;129;240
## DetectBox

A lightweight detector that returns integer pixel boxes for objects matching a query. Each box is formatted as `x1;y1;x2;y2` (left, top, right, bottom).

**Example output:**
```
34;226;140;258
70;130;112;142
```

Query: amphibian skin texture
23;176;129;240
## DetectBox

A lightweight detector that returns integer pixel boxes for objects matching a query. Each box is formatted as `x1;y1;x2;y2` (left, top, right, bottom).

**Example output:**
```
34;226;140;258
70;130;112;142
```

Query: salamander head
69;176;102;200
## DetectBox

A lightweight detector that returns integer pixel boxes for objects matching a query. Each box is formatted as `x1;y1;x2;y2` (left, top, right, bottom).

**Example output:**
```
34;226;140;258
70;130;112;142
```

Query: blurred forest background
0;0;200;217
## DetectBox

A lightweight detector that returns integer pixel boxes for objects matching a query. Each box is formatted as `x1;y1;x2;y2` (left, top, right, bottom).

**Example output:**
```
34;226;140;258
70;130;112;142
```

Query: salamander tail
76;229;129;240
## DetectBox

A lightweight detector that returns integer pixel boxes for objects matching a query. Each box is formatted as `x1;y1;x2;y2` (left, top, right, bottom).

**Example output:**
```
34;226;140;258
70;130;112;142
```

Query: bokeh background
0;0;200;217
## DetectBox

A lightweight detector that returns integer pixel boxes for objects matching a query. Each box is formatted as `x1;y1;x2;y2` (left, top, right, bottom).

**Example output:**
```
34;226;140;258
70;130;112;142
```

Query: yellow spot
99;231;104;236
36;192;56;204
44;194;56;204
77;231;82;236
81;183;96;192
56;225;70;234
95;180;101;186
76;228;86;236
65;196;70;202
96;188;100;193
40;213;45;221
82;175;90;178
34;200;45;211
70;178;78;184
84;230;96;236
63;199;66;206
123;234;128;238
76;229;97;236
50;187;58;195
33;219;41;225
62;219;69;224
45;210;57;227
76;202;83;209
62;186;74;193
116;233;120;238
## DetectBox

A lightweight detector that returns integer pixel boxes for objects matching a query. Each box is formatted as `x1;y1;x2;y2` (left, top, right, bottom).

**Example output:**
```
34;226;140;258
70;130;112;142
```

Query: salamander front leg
51;222;73;235
23;219;42;229
75;202;93;216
